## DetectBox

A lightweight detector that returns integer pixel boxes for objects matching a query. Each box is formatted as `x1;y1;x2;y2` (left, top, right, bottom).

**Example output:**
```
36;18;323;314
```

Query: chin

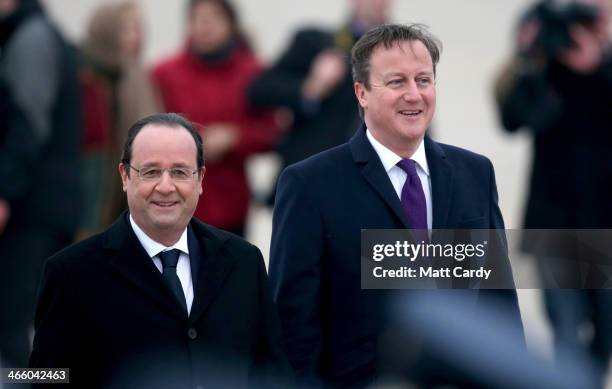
150;215;180;228
397;127;426;141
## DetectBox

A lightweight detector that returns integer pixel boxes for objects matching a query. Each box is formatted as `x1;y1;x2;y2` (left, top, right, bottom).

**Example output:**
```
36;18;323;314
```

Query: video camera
529;0;599;56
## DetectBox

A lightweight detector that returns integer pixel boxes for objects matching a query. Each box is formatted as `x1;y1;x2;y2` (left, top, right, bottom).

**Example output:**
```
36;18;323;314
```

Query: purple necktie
397;159;428;235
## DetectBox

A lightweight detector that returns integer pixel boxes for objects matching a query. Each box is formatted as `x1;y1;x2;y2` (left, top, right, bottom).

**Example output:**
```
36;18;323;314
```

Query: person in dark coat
270;24;523;388
494;0;612;380
30;113;292;388
0;0;81;368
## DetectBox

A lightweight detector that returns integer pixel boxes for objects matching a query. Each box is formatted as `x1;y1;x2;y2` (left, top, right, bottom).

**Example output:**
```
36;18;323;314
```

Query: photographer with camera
494;0;612;382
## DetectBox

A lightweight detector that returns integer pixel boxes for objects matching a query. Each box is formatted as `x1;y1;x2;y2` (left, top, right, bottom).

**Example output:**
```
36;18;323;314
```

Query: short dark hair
351;24;442;117
121;113;204;176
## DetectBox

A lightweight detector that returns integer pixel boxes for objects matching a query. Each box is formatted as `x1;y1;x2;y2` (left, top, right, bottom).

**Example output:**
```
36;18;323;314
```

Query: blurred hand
558;24;604;74
517;19;540;54
203;123;239;162
0;198;10;235
302;49;347;100
274;108;294;133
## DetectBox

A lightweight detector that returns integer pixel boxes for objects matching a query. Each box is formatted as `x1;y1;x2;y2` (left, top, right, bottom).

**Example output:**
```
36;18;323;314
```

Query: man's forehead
134;123;194;144
370;40;434;75
373;39;432;60
131;124;197;161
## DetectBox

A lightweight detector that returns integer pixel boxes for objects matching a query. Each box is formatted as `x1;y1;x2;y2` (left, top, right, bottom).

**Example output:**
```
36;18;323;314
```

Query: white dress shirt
129;214;194;314
366;128;433;230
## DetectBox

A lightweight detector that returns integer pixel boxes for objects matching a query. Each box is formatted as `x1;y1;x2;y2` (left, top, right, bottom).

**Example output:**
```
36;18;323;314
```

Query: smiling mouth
399;110;423;116
152;201;178;208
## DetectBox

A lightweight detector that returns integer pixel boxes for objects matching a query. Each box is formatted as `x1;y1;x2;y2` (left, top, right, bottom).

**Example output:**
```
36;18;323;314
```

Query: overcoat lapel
424;137;453;230
104;214;239;325
349;126;411;229
105;213;188;323
188;220;236;324
349;127;455;231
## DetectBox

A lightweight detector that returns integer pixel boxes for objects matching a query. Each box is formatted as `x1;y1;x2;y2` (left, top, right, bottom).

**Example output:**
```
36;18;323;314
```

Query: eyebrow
416;71;435;77
382;71;435;79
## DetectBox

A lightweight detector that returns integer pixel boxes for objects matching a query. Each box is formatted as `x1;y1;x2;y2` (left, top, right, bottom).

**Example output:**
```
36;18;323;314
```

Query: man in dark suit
30;113;291;388
248;0;391;204
269;24;523;387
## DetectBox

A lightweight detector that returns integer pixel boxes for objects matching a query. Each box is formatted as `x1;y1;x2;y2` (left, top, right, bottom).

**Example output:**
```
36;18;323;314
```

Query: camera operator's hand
515;19;549;70
517;19;540;54
558;24;604;74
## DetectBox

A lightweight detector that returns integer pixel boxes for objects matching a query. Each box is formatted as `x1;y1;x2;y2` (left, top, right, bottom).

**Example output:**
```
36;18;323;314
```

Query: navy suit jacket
30;213;292;388
269;126;522;387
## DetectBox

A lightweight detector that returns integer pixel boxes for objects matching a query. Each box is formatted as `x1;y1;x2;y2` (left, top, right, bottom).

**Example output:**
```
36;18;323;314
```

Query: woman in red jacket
152;0;278;236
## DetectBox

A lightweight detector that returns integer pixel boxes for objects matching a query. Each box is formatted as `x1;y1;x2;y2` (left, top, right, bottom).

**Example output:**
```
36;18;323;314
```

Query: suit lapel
187;226;201;291
105;213;188;323
188;220;236;324
425;137;453;229
349;126;411;228
349;127;455;230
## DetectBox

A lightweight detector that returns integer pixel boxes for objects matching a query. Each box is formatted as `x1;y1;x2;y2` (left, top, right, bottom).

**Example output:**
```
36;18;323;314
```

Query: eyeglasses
125;164;199;182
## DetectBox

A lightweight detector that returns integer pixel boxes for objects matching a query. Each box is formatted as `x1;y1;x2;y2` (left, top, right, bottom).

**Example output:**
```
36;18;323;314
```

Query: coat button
188;328;197;340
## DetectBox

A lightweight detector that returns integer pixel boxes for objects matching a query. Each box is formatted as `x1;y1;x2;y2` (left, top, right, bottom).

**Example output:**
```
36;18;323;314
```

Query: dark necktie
158;249;188;314
397;159;428;240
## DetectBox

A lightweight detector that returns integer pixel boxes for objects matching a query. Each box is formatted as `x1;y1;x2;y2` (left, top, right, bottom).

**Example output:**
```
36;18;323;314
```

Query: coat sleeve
249;246;295;388
479;158;526;341
493;57;562;133
268;166;325;387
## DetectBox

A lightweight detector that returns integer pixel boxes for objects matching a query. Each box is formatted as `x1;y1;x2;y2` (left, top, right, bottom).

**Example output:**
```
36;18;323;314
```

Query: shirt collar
129;214;189;258
366;128;430;176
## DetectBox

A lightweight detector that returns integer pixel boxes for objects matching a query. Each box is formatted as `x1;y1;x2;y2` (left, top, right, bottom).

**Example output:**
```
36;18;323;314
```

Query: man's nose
401;81;420;101
155;171;176;193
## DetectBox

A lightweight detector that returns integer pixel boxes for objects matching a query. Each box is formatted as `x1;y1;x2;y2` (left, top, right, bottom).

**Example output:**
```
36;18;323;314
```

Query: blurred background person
0;0;80;368
152;0;278;237
247;0;391;205
78;0;160;239
494;0;612;381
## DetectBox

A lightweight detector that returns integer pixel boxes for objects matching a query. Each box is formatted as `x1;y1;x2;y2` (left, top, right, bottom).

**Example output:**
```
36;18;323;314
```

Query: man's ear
197;166;206;196
354;82;368;111
119;163;129;192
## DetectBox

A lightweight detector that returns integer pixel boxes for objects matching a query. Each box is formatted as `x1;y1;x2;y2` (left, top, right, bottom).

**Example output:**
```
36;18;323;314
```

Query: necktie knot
397;158;418;177
158;249;181;270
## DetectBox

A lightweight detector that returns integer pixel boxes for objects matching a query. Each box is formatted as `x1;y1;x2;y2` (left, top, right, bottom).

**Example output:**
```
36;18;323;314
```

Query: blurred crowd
1;0;611;387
